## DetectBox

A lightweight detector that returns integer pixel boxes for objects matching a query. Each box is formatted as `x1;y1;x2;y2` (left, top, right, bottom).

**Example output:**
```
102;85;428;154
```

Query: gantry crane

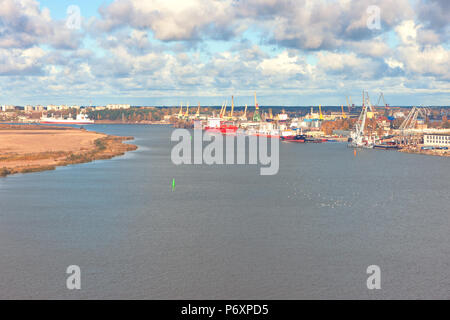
399;106;431;130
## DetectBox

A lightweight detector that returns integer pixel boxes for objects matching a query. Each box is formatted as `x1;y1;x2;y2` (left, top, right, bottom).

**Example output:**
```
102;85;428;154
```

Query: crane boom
230;96;234;118
252;92;261;122
184;103;189;117
341;105;347;119
221;101;227;118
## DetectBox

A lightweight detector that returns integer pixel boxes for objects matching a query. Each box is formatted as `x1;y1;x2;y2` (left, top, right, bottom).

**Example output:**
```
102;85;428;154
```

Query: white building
46;105;70;111
1;105;15;112
424;134;450;147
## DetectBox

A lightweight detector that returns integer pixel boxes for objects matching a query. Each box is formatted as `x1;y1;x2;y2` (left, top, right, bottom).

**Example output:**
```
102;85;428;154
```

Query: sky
0;0;449;106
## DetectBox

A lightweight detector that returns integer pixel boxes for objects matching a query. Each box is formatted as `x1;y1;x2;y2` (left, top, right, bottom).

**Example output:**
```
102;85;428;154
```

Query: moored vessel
40;113;94;125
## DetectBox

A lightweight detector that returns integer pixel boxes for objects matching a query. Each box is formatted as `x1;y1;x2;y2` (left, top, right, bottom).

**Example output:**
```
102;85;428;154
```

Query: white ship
40;113;94;125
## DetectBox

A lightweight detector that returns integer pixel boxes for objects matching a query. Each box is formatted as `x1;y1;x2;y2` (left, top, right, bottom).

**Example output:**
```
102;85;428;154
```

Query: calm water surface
0;124;449;299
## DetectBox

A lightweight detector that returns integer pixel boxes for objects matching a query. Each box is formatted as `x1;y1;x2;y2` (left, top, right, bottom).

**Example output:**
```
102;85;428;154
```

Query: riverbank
0;124;137;177
399;145;449;157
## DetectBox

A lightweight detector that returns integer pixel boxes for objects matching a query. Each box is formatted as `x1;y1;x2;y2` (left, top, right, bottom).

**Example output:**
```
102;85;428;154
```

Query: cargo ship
40;113;94;125
246;128;280;138
280;129;306;142
373;141;401;150
204;118;238;134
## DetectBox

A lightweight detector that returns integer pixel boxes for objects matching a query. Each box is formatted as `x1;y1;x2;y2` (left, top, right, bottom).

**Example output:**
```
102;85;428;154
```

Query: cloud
0;0;82;50
0;46;45;75
96;0;236;41
95;0;414;51
393;20;450;80
0;0;449;105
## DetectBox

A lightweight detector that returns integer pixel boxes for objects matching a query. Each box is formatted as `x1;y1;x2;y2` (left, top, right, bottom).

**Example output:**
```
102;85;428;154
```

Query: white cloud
0;0;448;105
0;46;45;75
394;20;450;79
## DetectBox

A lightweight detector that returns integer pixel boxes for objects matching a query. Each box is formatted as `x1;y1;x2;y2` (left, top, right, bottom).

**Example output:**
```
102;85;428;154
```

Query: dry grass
0;125;137;177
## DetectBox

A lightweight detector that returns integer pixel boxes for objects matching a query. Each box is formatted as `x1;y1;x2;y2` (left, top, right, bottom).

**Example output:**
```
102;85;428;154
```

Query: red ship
204;118;238;134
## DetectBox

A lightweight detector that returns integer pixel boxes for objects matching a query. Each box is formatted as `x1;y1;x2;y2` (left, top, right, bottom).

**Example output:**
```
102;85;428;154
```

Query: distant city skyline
0;0;449;106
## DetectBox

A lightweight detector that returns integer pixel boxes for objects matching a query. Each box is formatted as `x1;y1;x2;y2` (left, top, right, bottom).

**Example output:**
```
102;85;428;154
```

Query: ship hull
40;121;94;125
281;135;306;142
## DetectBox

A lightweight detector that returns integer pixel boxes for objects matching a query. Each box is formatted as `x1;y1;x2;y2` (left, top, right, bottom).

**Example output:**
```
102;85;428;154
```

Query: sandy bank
0;125;137;177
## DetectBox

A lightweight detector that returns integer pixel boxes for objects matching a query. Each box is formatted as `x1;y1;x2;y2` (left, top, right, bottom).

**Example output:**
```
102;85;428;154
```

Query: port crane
178;103;183;118
220;101;227;118
376;92;389;109
318;105;324;120
229;96;234;119
349;91;376;148
399;106;430;130
218;102;224;118
341;105;347;119
253;92;261;122
241;104;247;120
184;103;189;118
196;103;200;118
346;96;354;113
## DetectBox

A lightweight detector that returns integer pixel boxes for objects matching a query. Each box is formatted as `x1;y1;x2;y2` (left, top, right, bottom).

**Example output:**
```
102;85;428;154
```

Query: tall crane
242;104;248;120
318;105;324;120
350;93;373;147
365;92;377;114
220;101;227;118
376;92;389;109
346;96;352;113
253;92;261;122
229;96;234;119
178;103;183;118
218;102;224;118
184;103;189;118
399;106;430;130
349;91;377;148
341;105;347;119
196;103;200;118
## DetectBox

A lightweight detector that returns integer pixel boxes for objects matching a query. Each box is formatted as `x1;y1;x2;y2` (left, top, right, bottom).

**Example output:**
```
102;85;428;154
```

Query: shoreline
398;147;449;157
0;125;137;177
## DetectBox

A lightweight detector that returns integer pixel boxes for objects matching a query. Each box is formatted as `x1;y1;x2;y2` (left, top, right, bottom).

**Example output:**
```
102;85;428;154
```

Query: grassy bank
0;126;137;177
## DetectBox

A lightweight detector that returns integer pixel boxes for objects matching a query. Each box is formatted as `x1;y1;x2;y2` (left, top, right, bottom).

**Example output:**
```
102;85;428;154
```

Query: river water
0;124;449;299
